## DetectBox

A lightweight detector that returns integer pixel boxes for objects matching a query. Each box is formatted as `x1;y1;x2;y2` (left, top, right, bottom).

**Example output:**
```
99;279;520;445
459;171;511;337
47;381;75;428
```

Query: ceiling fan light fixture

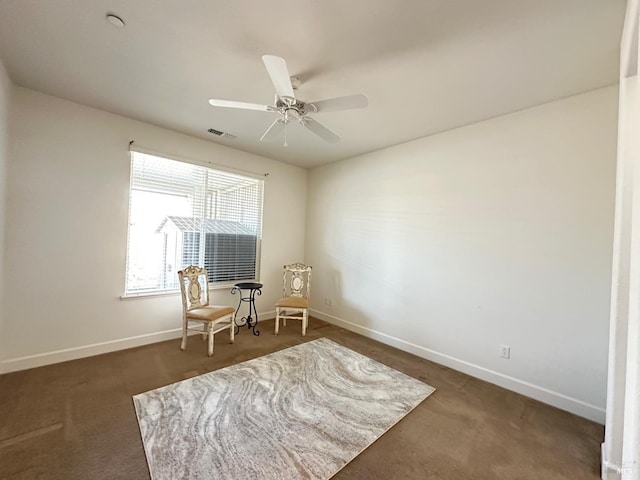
106;13;125;28
285;108;302;122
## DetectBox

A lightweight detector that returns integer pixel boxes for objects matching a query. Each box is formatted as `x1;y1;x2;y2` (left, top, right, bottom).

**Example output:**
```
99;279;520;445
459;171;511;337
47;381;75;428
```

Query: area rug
133;338;435;480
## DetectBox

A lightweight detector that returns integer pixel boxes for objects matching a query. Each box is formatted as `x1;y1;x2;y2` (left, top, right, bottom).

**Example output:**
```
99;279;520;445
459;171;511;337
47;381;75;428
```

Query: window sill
120;282;242;300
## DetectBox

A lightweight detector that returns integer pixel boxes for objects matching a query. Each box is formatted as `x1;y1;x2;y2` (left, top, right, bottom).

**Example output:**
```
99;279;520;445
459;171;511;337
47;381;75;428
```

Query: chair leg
229;315;235;344
302;309;307;337
207;322;214;357
275;307;280;335
181;317;188;351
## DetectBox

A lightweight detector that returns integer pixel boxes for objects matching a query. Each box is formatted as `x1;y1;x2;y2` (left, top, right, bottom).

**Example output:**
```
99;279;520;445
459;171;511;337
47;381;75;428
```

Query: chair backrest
178;265;210;312
282;263;312;299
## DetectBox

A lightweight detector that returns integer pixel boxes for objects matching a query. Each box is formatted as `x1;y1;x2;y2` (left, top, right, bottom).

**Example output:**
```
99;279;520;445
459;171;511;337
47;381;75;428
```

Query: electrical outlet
499;345;511;359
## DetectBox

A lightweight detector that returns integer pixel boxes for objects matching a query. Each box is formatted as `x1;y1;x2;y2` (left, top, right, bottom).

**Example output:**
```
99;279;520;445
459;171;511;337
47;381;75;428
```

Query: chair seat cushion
187;306;235;322
276;296;309;309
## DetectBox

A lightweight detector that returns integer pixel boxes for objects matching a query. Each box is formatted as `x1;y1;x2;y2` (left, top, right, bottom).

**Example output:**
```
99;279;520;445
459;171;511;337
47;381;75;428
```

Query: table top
234;282;263;290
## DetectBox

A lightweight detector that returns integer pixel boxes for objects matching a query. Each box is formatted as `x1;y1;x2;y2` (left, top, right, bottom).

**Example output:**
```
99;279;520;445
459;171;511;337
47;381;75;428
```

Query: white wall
306;86;618;422
0;87;307;371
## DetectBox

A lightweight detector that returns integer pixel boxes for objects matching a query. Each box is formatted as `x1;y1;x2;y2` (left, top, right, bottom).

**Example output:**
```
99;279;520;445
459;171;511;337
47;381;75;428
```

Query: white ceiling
0;0;626;168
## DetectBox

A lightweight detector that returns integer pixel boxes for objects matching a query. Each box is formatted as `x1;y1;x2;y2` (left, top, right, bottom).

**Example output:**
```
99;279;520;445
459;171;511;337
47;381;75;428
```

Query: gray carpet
133;337;435;479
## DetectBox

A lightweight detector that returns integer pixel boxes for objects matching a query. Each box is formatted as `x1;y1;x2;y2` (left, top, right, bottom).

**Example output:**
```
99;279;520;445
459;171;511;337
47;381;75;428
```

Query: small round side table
231;282;262;336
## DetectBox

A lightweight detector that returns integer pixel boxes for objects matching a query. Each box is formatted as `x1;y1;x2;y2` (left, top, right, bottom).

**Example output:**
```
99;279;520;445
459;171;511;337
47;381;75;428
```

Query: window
125;151;264;295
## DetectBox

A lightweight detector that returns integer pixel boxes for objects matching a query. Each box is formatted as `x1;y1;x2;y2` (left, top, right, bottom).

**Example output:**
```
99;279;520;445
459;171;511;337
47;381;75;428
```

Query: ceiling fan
208;55;368;145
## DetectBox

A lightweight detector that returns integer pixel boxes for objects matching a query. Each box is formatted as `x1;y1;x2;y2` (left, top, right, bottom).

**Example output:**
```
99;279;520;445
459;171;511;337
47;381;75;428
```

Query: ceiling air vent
208;128;237;140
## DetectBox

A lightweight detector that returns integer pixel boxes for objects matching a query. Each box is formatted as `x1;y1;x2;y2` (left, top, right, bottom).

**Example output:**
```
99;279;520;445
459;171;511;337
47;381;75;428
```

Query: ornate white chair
178;265;235;356
275;263;312;336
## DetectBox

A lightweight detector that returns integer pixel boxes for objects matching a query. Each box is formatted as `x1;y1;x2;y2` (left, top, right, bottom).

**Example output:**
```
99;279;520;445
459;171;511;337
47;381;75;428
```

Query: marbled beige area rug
133;338;435;480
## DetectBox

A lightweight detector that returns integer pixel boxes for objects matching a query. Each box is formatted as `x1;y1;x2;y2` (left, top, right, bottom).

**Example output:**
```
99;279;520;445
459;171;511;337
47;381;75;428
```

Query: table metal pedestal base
231;282;262;336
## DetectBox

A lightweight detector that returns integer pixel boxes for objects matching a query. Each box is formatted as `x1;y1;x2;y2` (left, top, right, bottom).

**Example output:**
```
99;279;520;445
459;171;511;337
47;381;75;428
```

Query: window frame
122;147;264;299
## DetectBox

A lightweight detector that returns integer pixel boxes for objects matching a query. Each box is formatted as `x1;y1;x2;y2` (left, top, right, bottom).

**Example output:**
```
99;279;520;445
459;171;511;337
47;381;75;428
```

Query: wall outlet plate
499;345;511;359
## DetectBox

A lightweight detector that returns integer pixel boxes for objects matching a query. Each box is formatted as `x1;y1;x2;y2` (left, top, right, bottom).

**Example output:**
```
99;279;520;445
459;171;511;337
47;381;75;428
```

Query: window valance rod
128;140;269;179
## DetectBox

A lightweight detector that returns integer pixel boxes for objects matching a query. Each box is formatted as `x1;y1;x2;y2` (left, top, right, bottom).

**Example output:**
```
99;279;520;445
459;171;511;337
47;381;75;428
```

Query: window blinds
125;151;264;294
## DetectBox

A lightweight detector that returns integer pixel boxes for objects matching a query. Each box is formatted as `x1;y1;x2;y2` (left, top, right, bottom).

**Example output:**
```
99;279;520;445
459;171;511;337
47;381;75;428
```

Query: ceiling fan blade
209;99;275;112
302;117;341;144
260;118;286;142
262;55;295;102
305;94;368;113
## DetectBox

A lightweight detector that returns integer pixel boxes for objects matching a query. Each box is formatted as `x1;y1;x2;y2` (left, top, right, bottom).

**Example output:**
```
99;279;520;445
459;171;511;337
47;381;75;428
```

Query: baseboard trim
0;329;184;374
311;309;606;424
0;311;276;375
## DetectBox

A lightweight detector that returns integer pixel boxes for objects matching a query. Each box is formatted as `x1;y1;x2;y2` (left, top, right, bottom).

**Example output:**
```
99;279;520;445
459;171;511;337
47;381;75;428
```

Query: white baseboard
0;311;276;375
0;329;184;374
311;309;606;424
2;308;606;424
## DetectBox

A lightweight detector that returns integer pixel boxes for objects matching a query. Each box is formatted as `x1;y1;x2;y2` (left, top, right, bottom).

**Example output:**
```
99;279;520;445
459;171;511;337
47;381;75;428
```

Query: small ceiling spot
106;13;125;28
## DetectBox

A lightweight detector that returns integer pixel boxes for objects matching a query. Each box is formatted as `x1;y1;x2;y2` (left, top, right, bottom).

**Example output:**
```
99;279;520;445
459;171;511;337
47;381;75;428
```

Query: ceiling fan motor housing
275;97;316;118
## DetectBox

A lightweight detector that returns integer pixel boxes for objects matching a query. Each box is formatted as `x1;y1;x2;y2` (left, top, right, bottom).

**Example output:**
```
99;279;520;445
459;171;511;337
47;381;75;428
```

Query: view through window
125;151;264;295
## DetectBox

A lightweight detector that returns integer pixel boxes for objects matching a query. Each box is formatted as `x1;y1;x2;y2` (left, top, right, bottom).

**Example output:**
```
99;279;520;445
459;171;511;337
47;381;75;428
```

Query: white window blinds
125;151;264;295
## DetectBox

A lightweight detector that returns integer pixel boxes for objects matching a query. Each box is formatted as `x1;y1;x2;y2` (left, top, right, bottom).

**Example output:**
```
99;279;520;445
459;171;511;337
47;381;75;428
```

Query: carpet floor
0;318;603;479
